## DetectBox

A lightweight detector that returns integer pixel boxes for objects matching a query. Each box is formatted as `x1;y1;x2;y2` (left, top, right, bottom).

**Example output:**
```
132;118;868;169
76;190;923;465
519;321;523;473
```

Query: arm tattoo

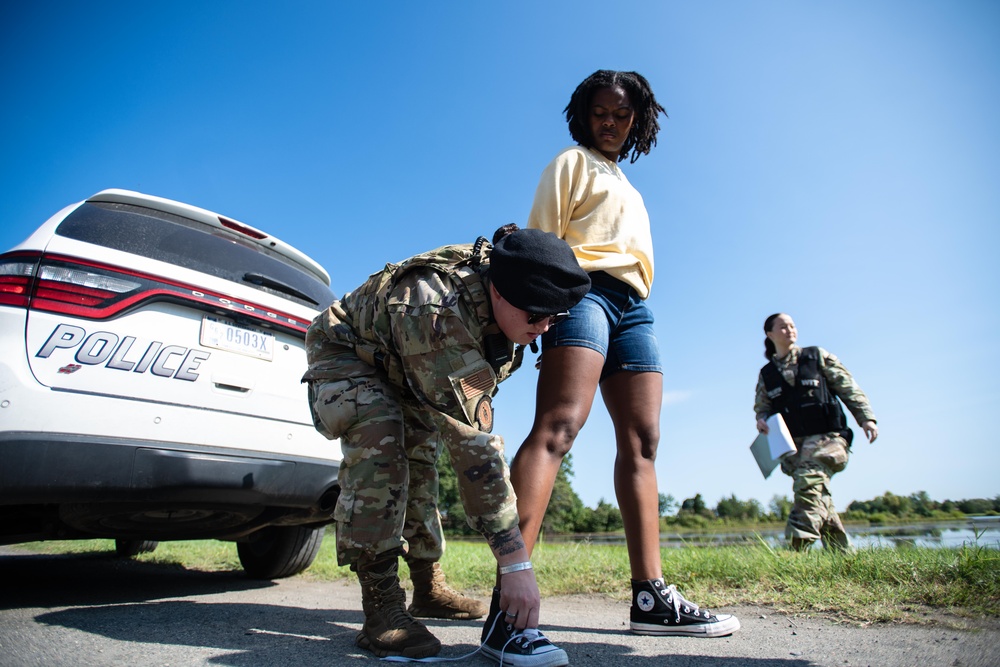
486;528;525;556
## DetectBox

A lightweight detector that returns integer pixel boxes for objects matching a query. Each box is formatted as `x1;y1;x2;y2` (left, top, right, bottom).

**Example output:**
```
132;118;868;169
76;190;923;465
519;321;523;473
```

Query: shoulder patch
448;358;498;433
475;396;494;433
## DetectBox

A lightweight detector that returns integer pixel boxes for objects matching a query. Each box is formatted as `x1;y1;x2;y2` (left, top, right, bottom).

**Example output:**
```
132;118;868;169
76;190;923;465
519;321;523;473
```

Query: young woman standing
510;70;740;637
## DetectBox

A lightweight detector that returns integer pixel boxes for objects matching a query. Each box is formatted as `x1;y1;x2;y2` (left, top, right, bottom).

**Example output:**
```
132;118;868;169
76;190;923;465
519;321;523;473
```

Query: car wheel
115;539;159;558
237;525;325;579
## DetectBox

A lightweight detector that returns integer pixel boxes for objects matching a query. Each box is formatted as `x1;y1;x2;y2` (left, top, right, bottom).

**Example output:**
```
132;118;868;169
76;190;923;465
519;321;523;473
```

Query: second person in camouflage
754;313;879;551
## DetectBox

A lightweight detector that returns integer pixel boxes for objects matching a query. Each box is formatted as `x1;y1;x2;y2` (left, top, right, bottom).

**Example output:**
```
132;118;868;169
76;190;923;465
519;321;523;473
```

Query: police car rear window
56;202;335;308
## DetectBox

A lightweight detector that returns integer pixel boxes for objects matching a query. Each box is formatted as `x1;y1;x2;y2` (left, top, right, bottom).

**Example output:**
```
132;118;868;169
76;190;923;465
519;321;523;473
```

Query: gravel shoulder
1;547;997;667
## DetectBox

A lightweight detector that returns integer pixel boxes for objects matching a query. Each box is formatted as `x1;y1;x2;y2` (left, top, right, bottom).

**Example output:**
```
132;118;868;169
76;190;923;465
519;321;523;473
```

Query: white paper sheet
749;414;798;479
765;413;797;460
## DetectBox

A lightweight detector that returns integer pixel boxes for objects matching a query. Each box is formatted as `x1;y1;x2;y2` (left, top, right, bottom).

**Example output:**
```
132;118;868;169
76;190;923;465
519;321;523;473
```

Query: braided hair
564;70;666;164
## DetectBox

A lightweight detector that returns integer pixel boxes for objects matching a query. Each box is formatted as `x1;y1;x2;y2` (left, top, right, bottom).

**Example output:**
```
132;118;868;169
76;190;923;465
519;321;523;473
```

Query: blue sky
3;1;997;513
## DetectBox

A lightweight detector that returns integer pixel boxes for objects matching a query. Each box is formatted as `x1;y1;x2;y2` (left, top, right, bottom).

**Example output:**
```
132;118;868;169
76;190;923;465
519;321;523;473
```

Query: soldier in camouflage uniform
303;226;589;662
754;313;878;551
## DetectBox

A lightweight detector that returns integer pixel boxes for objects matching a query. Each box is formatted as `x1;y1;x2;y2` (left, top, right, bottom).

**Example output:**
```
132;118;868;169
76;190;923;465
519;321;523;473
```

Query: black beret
489;229;591;314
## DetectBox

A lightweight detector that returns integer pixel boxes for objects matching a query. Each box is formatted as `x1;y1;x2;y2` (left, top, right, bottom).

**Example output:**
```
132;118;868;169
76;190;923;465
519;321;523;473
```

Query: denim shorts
541;271;662;381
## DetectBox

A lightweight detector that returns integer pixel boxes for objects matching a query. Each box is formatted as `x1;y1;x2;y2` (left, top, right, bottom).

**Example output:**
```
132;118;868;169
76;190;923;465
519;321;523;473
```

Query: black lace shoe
629;578;741;637
480;588;568;667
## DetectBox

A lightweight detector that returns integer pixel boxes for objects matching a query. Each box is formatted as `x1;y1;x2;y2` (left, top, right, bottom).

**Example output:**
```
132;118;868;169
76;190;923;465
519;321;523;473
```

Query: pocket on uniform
333;488;356;524
313;379;359;440
815;436;849;474
448;358;498;432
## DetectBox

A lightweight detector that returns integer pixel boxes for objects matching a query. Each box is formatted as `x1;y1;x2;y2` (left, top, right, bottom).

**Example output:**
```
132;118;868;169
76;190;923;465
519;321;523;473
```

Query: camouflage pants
310;356;445;567
780;432;851;550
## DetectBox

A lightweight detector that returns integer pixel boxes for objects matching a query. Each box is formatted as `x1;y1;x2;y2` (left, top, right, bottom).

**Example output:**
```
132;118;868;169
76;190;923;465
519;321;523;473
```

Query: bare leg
509;346;604;556
601;371;663;581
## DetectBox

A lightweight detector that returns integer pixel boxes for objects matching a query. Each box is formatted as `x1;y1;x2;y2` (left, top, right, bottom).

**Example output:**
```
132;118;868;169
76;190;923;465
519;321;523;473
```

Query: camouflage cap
489;228;590;314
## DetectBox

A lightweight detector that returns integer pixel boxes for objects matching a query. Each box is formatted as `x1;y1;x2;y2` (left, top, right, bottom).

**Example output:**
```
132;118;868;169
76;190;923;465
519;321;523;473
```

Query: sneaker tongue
519;628;542;641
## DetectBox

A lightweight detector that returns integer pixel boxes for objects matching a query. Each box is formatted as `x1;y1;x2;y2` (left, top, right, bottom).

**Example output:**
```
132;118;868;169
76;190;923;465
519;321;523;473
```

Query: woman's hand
756;418;769;434
498;568;541;630
862;420;878;443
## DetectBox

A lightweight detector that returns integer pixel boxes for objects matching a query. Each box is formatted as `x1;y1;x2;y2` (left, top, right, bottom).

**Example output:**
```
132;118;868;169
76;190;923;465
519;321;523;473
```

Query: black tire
115;539;159;558
237;525;325;579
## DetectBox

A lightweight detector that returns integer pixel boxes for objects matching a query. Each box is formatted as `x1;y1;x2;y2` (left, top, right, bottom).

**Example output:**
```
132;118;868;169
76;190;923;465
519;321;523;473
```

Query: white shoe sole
630;614;741;637
480;643;570;667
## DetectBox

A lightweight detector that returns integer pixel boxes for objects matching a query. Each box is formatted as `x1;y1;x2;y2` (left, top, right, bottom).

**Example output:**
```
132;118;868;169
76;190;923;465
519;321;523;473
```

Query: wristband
498;561;533;575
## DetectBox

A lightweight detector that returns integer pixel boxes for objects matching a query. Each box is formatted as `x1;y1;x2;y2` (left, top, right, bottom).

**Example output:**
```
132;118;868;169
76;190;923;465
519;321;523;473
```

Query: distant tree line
436;450;998;535
843;490;1000;523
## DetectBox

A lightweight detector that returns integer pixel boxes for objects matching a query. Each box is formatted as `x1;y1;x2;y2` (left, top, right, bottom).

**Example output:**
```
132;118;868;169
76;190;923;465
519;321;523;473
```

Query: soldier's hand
863;420;878;443
756;418;769;434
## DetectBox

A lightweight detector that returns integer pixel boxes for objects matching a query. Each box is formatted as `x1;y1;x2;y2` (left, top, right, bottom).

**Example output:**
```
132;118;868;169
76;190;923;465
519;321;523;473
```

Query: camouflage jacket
303;241;525;534
754;345;877;428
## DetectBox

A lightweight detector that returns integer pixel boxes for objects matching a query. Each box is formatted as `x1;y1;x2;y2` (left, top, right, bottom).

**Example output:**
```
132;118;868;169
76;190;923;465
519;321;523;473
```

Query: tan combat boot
406;558;488;620
356;552;441;658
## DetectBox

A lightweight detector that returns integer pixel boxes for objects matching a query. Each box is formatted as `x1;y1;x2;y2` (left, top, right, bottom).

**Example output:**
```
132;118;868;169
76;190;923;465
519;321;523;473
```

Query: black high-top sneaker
480;588;569;667
630;578;741;637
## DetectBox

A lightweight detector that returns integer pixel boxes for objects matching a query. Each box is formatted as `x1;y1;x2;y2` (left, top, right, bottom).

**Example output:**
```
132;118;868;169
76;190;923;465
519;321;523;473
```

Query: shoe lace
429;570;464;603
383;601;421;630
372;578;422;629
662;583;712;621
505;626;549;651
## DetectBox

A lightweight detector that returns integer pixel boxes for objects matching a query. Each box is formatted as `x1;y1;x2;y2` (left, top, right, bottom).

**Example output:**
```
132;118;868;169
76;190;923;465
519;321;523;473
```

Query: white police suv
0;189;342;578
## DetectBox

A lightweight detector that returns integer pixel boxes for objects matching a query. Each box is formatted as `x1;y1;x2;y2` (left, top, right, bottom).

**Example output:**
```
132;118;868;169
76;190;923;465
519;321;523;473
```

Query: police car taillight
28;261;145;318
38;265;140;298
15;253;309;334
0;257;36;308
34;265;142;310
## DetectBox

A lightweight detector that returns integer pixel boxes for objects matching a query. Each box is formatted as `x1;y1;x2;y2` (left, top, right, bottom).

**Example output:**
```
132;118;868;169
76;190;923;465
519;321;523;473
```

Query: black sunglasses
527;311;570;326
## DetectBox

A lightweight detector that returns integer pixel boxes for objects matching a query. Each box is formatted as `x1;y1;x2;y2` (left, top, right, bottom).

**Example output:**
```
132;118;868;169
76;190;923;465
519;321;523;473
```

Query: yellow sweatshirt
527;146;654;298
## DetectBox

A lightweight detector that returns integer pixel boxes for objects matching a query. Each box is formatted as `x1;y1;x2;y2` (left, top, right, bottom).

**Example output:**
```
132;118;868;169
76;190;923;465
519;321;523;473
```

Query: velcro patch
459;366;493;398
449;359;498;433
475;396;493;432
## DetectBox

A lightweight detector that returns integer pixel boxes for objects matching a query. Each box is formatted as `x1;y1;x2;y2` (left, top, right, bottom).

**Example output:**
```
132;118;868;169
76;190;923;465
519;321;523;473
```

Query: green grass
14;530;999;625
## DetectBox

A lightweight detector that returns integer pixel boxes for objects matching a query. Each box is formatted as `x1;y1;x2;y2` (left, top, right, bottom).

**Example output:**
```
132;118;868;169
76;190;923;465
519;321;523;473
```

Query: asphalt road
1;546;997;667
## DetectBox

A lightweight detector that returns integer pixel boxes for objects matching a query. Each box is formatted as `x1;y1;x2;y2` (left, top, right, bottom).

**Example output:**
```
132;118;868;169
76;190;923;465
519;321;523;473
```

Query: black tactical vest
760;346;851;443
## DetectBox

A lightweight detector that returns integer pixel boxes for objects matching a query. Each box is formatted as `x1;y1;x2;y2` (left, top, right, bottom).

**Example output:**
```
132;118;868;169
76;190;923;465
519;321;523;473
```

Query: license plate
200;316;274;361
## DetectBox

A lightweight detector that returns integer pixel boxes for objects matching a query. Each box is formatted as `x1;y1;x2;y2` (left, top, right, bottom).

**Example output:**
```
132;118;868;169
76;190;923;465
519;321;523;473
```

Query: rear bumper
0;432;340;509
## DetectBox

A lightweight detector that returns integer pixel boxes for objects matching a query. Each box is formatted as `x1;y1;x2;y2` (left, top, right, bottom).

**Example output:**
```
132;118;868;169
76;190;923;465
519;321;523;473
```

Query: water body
546;517;1000;550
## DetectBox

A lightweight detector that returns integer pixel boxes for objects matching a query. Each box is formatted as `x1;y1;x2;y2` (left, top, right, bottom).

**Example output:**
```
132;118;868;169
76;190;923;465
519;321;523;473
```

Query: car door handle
212;375;252;393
